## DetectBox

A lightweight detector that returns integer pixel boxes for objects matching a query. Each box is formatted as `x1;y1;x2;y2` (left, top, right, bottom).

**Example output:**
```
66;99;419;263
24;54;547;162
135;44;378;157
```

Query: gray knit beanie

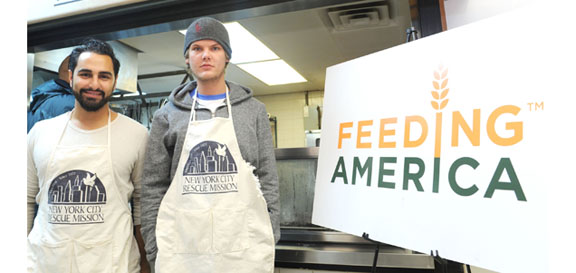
183;17;232;59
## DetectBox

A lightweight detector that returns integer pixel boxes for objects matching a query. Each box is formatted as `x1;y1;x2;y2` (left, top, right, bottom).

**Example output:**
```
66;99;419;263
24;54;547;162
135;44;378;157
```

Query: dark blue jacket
27;79;75;132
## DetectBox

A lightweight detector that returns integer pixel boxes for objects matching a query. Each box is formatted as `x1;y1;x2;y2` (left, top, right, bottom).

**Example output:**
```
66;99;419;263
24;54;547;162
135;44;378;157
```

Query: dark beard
74;88;111;112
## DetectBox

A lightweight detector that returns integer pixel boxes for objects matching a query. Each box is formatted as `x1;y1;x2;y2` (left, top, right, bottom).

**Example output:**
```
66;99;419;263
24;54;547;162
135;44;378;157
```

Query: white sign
312;2;576;273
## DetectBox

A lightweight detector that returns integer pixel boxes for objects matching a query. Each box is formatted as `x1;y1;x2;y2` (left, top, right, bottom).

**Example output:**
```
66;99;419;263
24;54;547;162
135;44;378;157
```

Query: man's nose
201;49;211;60
88;75;102;90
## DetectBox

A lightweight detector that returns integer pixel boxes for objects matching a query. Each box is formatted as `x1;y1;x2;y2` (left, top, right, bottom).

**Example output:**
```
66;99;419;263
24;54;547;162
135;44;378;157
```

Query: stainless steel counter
276;228;435;272
276;148;317;227
274;147;435;272
275;147;319;160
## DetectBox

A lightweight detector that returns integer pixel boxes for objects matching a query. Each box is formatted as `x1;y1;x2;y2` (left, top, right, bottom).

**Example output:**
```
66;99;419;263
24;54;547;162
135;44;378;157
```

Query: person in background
141;17;280;273
27;38;150;273
27;55;75;132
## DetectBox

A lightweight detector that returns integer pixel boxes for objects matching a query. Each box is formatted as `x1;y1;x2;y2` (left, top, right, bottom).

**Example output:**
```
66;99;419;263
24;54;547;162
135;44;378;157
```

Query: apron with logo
155;88;275;273
27;111;139;273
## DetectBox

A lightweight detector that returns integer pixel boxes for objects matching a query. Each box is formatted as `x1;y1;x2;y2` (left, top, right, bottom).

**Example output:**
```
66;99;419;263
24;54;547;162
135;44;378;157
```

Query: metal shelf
275;228;435;272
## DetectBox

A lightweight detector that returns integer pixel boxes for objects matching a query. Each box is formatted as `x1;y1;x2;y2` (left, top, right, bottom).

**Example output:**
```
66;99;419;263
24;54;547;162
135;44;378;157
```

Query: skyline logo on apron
47;170;106;224
182;141;239;194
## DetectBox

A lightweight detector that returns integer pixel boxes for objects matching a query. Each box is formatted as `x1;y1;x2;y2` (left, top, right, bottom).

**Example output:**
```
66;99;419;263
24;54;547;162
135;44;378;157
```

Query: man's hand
140;258;151;273
134;225;151;273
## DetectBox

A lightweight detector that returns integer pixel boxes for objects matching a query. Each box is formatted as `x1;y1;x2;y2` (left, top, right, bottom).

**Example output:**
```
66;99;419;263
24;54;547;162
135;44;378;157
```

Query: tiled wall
256;90;324;148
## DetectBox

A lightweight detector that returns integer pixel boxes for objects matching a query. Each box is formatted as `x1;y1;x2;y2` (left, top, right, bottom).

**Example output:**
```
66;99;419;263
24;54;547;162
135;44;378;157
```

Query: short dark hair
68;38;120;76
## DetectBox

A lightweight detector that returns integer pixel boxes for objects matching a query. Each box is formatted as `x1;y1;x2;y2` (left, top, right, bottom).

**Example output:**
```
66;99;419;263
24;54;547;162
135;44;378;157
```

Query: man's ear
68;69;73;85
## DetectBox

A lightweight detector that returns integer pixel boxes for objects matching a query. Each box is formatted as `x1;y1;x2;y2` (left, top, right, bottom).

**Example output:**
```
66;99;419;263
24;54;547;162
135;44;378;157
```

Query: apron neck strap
190;84;231;122
106;110;111;146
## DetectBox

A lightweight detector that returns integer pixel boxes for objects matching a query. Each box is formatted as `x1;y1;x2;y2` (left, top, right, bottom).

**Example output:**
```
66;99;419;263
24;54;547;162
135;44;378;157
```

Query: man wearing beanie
141;17;280;273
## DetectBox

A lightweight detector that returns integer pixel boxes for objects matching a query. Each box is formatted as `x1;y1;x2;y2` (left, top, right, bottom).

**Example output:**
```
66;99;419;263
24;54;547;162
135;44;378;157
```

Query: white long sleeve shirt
27;111;148;234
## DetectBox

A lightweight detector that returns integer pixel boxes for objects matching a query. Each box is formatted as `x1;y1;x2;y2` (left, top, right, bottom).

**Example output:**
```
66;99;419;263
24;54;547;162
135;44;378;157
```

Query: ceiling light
223;22;279;64
238;60;307;86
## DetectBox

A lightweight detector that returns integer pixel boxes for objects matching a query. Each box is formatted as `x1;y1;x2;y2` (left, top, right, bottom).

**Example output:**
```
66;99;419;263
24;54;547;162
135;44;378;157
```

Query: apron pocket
174;209;212;254
74;238;113;273
28;238;72;273
213;208;250;253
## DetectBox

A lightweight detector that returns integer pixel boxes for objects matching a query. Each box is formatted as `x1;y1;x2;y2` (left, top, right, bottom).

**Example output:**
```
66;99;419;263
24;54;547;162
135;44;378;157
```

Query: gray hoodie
141;80;280;262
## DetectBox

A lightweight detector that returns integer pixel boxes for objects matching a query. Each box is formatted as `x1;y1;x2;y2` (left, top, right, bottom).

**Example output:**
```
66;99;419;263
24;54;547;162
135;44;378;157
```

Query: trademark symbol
527;102;544;111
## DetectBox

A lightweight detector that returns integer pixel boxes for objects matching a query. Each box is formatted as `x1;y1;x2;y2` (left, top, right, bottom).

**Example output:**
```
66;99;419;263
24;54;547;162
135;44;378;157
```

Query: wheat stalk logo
431;65;449;111
430;65;449;193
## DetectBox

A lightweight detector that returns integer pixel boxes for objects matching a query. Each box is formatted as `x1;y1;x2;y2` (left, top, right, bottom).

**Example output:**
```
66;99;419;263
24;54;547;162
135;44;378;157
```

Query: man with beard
141;17;279;273
27;38;150;273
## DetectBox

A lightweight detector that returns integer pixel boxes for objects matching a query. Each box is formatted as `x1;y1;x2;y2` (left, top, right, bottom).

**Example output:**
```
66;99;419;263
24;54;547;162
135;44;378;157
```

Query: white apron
27;111;139;273
155;88;275;273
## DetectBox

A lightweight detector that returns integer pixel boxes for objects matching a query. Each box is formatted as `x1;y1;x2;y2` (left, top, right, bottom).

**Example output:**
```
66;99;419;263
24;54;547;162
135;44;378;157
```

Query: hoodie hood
29;79;73;113
169;80;254;110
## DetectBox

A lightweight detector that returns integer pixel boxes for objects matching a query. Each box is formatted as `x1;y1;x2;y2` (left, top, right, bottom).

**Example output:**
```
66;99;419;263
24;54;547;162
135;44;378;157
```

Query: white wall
28;0;148;24
444;0;534;29
256;90;324;148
